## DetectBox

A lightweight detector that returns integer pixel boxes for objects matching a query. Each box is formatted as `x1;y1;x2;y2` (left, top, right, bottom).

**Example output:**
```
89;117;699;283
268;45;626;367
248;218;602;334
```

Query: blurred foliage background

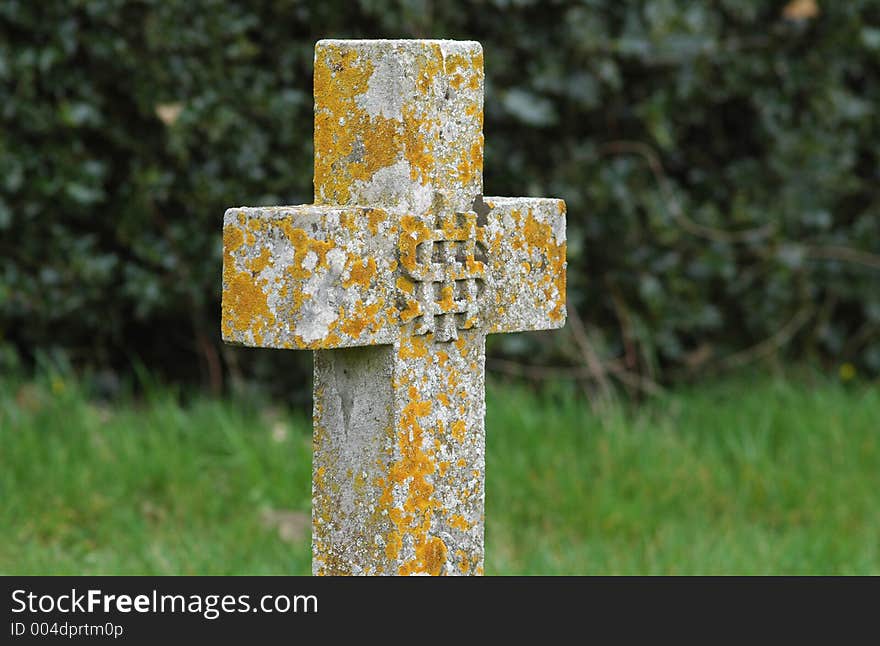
2;0;879;398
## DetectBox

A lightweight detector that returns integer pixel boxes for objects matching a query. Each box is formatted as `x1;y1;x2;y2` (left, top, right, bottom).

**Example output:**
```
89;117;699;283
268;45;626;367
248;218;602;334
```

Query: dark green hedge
2;0;879;394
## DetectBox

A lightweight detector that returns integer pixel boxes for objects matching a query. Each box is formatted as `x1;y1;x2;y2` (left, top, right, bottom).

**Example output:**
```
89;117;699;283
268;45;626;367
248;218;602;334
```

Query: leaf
500;88;558;127
778;244;805;269
59;101;101;127
155;103;183;126
861;27;880;51
782;0;819;21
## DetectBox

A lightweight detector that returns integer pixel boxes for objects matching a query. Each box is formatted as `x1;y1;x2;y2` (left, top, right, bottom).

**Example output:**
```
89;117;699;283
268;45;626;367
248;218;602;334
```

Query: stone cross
221;39;566;575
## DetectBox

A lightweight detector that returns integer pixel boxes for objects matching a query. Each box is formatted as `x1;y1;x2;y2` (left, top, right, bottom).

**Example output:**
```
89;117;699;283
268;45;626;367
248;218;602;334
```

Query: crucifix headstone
221;39;566;575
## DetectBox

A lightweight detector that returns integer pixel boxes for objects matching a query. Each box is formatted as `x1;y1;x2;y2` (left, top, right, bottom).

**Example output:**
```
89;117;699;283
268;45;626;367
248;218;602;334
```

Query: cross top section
313;39;484;214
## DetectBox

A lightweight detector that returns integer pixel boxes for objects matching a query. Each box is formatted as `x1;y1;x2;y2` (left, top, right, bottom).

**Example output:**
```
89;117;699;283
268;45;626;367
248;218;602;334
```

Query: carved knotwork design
398;210;487;342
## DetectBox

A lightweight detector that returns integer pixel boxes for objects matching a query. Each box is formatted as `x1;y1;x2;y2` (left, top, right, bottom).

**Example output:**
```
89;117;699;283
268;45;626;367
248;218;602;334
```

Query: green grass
1;370;878;575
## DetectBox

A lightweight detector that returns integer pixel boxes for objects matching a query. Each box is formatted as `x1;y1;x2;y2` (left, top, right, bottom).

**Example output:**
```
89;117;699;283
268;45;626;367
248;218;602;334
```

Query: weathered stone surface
221;39;566;575
481;197;566;334
221;197;565;350
222;205;397;349
313;39;484;214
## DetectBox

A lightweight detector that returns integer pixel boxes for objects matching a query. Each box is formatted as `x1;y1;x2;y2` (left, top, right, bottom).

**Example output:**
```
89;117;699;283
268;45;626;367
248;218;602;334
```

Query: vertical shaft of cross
310;40;486;574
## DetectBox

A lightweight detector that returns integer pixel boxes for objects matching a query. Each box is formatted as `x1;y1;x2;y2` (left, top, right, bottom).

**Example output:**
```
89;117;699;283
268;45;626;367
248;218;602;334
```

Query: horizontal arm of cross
222;197;566;349
481;196;567;334
222;205;399;349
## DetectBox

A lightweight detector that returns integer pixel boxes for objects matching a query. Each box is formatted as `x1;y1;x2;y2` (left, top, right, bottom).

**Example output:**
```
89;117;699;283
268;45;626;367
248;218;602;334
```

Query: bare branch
599;140;775;244
487;358;664;397
803;244;880;271
566;305;612;401
715;306;815;370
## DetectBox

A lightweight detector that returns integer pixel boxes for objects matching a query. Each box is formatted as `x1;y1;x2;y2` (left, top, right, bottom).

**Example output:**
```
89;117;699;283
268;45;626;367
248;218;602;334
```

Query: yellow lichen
343;256;377;289
379;395;444;575
222;222;276;345
468;50;483;90
451;420;466;443
437;284;455;312
396;275;415;295
417;537;447;576
338;299;382;338
402;102;437;185
279;221;336;280
367;208;385;235
521;208;566;323
398;215;432;274
456;550;472;574
450;514;470;531
398;298;421;323
314;46;403;205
